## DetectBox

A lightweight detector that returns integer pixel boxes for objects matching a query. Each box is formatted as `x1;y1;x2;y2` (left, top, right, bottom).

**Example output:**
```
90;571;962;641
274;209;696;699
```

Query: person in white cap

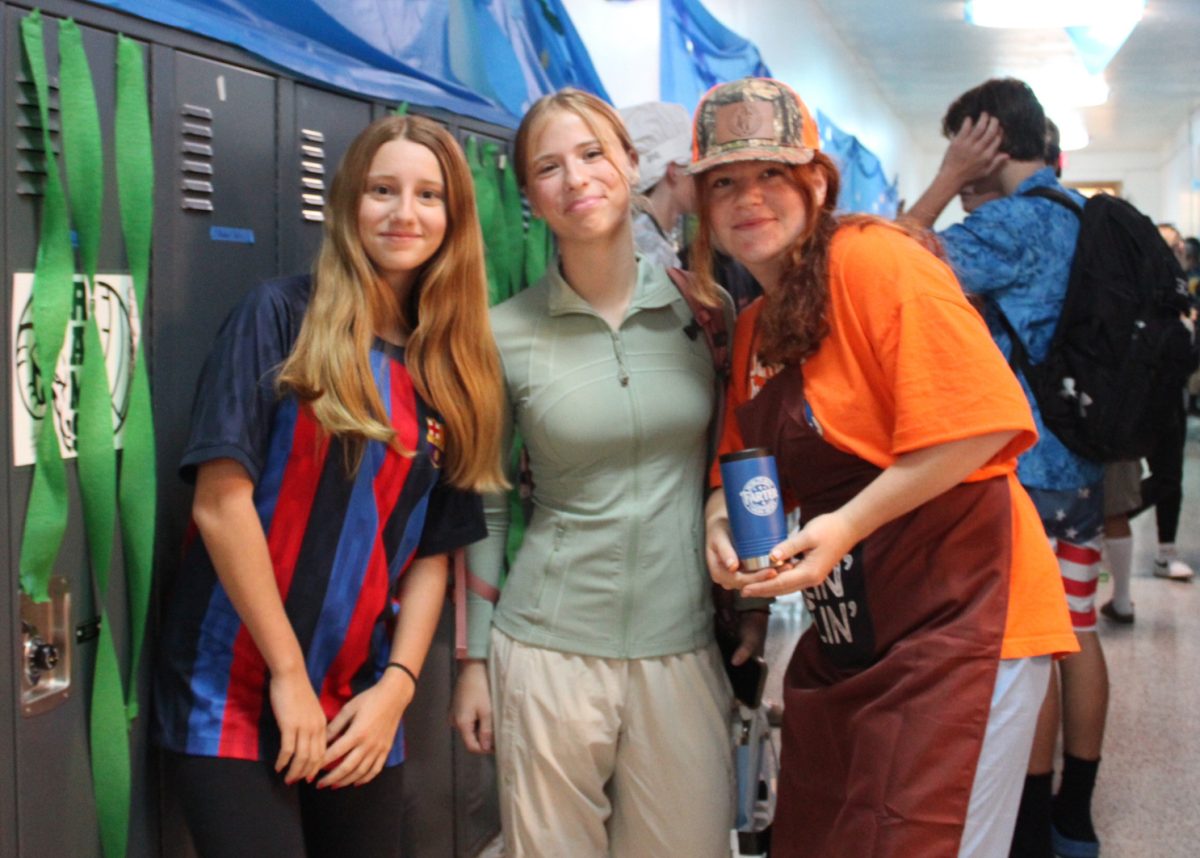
619;101;696;268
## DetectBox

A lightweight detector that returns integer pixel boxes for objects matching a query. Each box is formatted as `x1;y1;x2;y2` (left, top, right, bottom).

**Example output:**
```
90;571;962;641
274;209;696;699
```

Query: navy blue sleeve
415;470;487;558
179;276;311;484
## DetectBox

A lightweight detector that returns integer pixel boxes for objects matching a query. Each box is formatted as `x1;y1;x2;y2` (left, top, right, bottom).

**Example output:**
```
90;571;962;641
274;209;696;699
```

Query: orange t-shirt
713;222;1078;660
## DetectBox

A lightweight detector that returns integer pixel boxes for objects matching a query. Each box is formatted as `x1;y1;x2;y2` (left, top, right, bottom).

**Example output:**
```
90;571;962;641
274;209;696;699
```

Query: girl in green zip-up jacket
451;89;739;858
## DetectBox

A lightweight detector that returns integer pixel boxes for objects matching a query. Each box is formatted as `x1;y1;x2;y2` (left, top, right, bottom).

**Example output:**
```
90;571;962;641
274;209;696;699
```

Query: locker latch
19;577;72;717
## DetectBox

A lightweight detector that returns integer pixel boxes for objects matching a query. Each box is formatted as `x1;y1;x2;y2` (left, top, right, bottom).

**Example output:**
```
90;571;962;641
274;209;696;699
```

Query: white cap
619;101;692;193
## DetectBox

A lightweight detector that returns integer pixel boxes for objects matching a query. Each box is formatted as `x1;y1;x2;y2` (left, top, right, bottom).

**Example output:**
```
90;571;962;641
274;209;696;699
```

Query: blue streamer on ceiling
818;111;899;218
85;0;610;126
660;0;771;114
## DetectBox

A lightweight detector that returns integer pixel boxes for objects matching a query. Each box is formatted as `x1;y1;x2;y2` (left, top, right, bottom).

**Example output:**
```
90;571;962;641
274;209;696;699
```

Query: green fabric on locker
57;23;131;858
489;142;524;302
22;17;158;858
466;136;504;306
17;10;75;606
525;215;553;287
114;33;157;726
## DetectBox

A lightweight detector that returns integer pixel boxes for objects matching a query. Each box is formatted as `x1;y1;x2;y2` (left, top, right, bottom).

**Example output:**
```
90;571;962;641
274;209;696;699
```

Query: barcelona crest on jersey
425;416;445;467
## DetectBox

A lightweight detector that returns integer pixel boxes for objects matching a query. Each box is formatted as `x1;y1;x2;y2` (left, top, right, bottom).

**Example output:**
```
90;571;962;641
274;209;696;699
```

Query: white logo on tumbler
740;476;779;516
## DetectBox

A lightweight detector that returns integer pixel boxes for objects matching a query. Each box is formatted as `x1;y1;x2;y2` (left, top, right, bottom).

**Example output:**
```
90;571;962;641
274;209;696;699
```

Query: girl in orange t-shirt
690;78;1076;858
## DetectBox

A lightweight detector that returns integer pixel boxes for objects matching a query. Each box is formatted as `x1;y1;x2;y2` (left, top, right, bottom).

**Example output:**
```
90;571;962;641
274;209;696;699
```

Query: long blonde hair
277;114;507;492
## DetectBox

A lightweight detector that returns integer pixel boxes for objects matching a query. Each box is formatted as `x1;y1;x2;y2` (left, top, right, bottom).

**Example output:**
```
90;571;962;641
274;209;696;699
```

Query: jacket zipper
609;326;640;655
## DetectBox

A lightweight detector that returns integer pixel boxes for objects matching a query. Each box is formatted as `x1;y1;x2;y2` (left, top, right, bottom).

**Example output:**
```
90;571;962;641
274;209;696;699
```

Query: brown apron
738;366;1013;858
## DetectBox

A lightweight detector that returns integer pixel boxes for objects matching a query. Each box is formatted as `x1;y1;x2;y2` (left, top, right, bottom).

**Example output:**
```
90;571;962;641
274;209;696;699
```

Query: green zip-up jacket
465;256;723;659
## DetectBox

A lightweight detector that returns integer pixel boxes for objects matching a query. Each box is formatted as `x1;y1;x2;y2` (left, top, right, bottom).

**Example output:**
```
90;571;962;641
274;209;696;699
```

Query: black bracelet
385;661;418;685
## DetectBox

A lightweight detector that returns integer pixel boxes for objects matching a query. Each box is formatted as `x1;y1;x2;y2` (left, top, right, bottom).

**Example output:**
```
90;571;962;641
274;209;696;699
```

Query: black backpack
995;187;1195;463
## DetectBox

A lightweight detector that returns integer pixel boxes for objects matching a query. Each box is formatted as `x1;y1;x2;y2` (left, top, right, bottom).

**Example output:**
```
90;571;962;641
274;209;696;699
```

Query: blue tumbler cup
719;448;788;571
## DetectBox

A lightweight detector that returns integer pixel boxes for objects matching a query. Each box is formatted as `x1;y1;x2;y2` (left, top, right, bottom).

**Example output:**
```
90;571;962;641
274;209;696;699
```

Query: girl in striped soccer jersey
153;114;505;858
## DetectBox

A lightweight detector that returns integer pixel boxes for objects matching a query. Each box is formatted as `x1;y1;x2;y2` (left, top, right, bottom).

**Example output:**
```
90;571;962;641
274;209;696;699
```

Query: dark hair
942;78;1046;161
1044;118;1062;176
1185;237;1200;268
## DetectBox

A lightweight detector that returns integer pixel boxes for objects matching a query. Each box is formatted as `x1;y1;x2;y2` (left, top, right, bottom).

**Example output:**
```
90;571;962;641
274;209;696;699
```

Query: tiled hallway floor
1086;420;1200;858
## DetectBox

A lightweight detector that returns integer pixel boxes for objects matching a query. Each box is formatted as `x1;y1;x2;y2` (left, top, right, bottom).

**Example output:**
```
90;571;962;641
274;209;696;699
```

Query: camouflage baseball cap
689;78;820;175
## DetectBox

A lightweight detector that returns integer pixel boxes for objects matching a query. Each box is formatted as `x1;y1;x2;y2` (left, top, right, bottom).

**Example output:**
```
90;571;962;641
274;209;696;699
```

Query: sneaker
1152;558;1195;580
1052;824;1100;858
1099;599;1134;624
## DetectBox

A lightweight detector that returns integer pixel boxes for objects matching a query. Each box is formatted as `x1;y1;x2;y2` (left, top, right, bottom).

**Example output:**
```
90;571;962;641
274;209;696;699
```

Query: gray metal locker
150;48;279;585
1;10;146;856
278;83;372;275
151;48;280;858
402;604;501;858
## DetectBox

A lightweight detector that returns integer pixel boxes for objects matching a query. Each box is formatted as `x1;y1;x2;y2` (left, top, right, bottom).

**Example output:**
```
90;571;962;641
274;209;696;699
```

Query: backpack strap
993;308;1033;374
666;267;732;463
666;267;731;376
997;186;1084;371
1021;185;1083;217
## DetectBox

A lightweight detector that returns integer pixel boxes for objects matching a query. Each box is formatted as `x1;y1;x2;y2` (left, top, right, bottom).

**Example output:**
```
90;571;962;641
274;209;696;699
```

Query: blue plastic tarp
818;110;899;217
85;0;610;127
660;0;770;115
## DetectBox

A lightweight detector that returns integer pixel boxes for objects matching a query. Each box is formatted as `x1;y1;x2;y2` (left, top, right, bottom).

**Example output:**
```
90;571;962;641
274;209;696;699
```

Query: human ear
625;148;640;188
811;168;828;209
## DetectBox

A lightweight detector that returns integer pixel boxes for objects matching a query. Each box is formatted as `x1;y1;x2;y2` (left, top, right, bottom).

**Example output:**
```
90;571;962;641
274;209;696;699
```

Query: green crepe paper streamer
467;136;505;306
59;19;131;858
114;33;156;724
17;10;74;604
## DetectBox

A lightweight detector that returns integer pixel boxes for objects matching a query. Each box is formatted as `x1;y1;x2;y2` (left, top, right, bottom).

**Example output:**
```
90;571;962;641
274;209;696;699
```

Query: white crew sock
1107;535;1134;614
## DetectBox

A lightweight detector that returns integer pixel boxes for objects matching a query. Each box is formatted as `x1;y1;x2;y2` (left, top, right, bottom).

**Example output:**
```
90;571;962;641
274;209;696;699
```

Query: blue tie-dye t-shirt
939;167;1103;491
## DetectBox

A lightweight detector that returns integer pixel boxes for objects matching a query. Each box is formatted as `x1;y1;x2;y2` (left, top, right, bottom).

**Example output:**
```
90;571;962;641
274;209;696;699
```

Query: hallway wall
1158;113;1199;235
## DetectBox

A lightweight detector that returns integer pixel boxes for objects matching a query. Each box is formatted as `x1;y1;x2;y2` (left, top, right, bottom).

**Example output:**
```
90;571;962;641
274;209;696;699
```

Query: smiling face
702;159;826;290
523;108;634;245
357;138;448;294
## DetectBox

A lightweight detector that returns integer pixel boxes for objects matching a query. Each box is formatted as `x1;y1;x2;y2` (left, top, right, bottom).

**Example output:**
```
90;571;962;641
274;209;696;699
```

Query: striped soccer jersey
153;276;484;766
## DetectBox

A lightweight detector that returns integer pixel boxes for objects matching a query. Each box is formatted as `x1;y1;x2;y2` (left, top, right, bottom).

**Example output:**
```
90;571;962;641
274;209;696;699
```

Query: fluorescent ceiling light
1044;107;1089;151
1025;67;1109;108
964;0;1145;30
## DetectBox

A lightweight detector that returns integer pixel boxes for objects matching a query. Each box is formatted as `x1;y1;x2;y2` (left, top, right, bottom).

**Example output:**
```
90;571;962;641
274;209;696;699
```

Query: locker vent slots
180;103;214;212
300;128;327;222
14;71;60;197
